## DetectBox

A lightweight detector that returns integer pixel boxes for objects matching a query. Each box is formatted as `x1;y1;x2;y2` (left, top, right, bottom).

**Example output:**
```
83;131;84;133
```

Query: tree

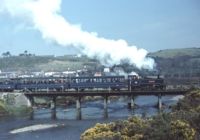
2;51;11;57
19;50;32;57
24;50;28;56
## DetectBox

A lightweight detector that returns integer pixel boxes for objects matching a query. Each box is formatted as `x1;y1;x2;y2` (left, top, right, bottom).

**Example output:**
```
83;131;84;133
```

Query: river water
0;95;183;140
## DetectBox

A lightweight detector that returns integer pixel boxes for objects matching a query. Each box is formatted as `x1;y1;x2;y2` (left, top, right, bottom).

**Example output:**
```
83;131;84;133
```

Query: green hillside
148;47;200;77
0;55;101;72
149;47;200;58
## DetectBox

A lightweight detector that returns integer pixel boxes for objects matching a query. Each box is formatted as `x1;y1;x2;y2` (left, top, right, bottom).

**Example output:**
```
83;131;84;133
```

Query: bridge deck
24;90;188;97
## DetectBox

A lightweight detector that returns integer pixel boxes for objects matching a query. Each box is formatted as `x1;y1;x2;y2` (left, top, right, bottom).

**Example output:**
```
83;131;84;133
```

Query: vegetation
0;98;32;118
149;48;200;59
81;90;200;140
0;54;100;72
148;47;200;77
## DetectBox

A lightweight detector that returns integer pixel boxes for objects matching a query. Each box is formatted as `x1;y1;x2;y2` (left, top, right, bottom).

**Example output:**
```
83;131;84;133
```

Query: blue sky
0;0;200;56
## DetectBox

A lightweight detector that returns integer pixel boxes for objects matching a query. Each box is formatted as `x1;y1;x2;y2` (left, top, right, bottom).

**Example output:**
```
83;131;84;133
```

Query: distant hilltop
148;47;200;79
149;47;200;59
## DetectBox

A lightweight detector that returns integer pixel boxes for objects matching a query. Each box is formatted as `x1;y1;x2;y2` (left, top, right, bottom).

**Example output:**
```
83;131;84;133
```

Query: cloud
0;0;155;69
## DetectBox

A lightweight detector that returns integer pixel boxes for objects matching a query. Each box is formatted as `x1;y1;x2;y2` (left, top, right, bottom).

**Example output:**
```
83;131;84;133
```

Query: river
0;95;183;140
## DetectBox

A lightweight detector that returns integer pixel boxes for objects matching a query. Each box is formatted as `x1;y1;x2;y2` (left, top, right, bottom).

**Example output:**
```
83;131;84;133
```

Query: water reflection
103;108;108;119
76;108;82;120
51;109;57;120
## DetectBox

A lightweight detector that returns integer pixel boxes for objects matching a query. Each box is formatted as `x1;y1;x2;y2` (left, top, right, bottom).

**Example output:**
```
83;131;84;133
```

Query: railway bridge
24;90;188;120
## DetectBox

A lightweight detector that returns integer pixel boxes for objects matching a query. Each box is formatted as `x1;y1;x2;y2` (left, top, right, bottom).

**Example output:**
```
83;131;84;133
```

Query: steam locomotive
0;75;165;92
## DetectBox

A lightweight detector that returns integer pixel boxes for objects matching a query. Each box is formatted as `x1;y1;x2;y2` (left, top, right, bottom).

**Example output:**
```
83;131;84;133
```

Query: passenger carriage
0;78;15;92
15;77;69;91
69;76;126;91
0;75;166;92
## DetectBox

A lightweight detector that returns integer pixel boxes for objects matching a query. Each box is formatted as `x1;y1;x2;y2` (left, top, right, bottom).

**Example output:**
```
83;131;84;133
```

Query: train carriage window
81;78;84;83
115;78;118;82
71;79;75;83
107;78;111;82
75;78;79;83
96;78;102;83
92;78;95;82
64;78;68;83
94;78;96;82
82;78;86;83
98;78;100;83
85;78;89;83
111;78;113;82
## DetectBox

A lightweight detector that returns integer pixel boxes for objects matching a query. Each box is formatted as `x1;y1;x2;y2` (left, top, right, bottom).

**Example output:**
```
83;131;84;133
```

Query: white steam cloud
0;0;155;69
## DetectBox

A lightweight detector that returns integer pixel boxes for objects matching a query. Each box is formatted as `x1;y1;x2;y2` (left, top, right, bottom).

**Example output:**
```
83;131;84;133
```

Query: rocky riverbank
0;92;32;118
0;99;8;117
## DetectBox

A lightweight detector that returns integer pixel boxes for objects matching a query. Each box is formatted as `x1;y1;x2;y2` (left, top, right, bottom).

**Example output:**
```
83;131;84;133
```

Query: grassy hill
0;55;101;72
148;47;200;78
149;47;200;59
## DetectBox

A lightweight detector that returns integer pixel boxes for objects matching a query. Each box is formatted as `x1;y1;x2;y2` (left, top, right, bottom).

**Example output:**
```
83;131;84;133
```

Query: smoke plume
0;0;155;69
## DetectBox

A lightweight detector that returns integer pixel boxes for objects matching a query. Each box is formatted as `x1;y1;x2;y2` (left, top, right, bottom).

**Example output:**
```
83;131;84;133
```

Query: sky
0;0;200;56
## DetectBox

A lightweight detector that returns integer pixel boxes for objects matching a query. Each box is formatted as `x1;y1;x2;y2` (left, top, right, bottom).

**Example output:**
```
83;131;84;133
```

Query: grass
0;55;100;72
149;47;200;58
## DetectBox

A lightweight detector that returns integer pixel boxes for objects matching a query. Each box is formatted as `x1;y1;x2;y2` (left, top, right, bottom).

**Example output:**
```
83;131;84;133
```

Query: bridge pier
28;96;34;120
157;94;162;110
76;97;82;120
103;96;108;118
130;95;135;109
50;97;57;120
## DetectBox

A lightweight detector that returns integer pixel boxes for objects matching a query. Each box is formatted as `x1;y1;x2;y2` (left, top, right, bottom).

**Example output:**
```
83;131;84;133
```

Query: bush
81;90;200;140
169;120;196;140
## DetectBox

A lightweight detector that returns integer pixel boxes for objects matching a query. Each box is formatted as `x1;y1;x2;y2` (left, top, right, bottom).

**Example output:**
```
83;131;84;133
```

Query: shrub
170;120;196;140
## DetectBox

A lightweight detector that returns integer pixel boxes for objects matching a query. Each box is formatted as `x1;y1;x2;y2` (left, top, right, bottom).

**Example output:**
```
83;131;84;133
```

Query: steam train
0;75;165;92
